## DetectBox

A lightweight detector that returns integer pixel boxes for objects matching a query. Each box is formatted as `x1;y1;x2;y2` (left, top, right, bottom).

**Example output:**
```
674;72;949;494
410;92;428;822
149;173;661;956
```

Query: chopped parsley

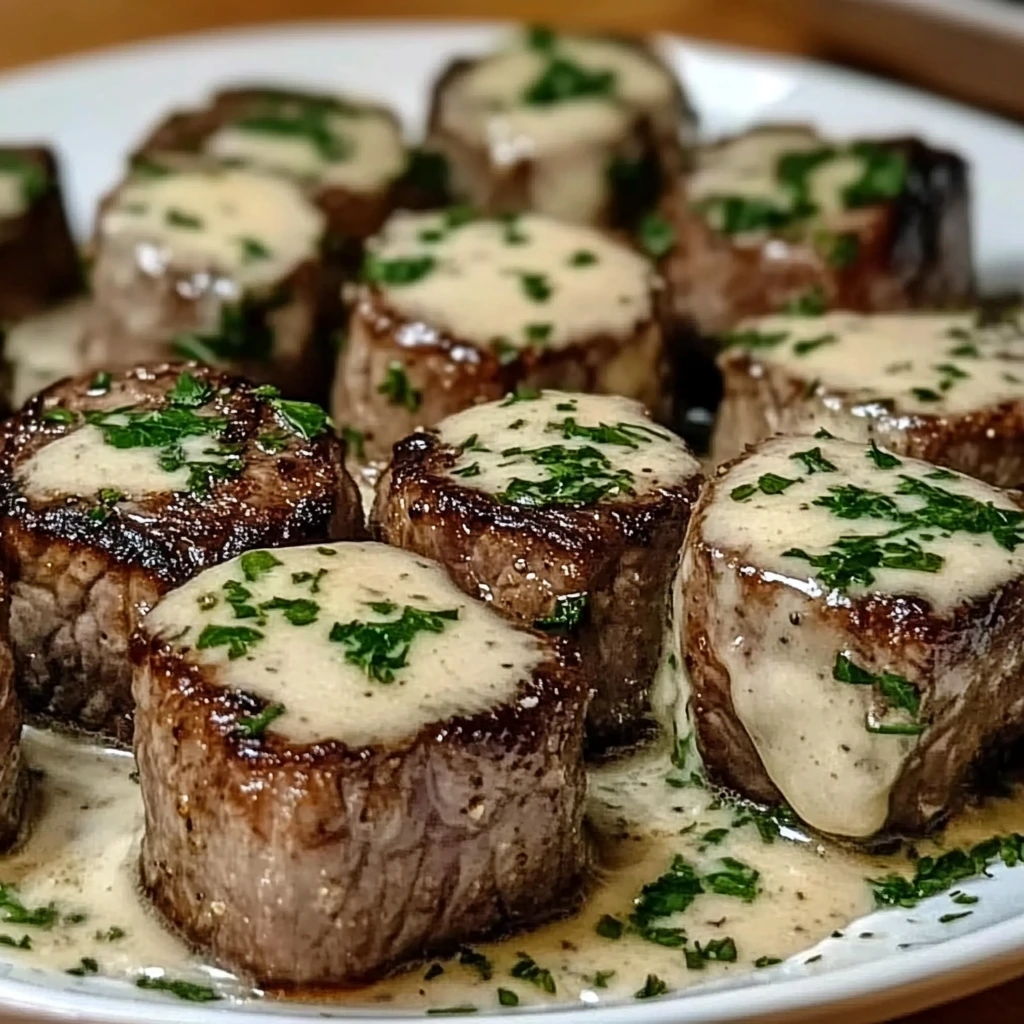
702;857;761;901
166;371;213;408
790;447;837;474
730;473;801;501
495;445;634;508
66;957;99;977
533;593;588;633
595;914;624;940
524;322;552;344
516;271;553;302
509;953;555;994
291;568;328;594
685;937;738;968
0;934;31;950
497;988;519;1006
0;885;57;929
239;236;272;263
593;970;615;988
833;653;924;735
500;385;541;406
792;333;837;356
364;254;435;286
87;371;112;395
634;974;668;999
458;947;493;981
568;249;597;267
42;407;75;424
637;212;676;259
784;287;827;316
720;329;788;351
270;398;329;439
522;57;616;106
260;596;319;626
86;488;125;524
754;955;782;968
136;976;220;1002
378;363;422;413
195;624;264;660
240;550;282;582
546;417;667;449
867;439;901;469
233;97;352;162
330;605;459;683
939;911;973;924
165;208;203;230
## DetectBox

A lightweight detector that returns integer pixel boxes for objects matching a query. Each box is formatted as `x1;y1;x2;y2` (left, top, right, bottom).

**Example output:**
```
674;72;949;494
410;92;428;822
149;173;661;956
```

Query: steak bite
0;146;81;323
425;28;693;228
0;570;28;852
335;208;666;462
373;389;701;752
0;364;364;743
714;308;1024;487
132;540;588;987
682;433;1024;840
657;125;973;337
3;297;88;409
133;86;407;250
84;164;329;399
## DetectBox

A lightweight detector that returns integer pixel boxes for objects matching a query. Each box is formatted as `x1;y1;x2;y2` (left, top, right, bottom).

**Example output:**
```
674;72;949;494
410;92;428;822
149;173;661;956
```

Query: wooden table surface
0;0;1021;1021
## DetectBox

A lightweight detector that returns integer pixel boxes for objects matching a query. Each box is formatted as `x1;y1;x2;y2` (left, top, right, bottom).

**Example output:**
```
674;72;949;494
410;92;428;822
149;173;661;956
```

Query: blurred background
0;0;1022;121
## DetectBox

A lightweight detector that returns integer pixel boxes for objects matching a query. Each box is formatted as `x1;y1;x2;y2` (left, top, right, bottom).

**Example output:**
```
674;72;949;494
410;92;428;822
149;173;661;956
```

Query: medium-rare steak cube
3;297;88;409
336;208;667;462
373;389;701;752
0;363;364;743
0;146;81;322
426;27;693;228
656;124;973;336
682;433;1024;839
84;164;329;399
0;570;27;851
132;540;588;986
714;308;1024;487
133;86;407;250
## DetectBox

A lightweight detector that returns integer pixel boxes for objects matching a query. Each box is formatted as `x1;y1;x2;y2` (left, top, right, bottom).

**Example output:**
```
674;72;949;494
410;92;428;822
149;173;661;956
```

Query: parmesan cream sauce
697;434;1024;837
0;171;26;219
101;167;325;289
437;390;700;502
2;298;87;409
726;310;1024;417
205;106;405;194
368;212;653;350
142;542;542;747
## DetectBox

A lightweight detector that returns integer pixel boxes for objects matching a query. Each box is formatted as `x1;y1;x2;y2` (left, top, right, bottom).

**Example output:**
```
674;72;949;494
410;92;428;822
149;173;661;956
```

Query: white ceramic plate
1;21;1024;1024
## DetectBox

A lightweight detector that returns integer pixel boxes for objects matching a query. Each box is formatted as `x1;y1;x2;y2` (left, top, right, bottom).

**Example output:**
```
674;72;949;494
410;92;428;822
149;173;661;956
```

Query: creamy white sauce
3;298;88;408
437;33;677;224
689;128;877;235
205;104;405;194
143;542;543;748
100;167;325;289
723;310;1024;417
367;212;653;349
437;390;698;503
695;434;1024;836
0;171;26;219
18;423;232;500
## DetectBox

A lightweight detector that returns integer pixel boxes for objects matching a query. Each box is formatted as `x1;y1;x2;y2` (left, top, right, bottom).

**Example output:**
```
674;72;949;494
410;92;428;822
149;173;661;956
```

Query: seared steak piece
132;85;407;250
335;209;667;462
682;433;1024;839
0;570;28;852
713;308;1024;487
0;363;364;743
658;125;973;337
132;540;588;986
373;389;701;752
3;297;88;409
426;28;693;229
0;146;81;323
84;164;330;400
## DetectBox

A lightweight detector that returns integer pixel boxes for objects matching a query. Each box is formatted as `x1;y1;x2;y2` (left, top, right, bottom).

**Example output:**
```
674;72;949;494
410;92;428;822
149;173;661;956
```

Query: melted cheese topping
438;390;698;503
697;435;1024;836
18;423;229;499
100;167;325;289
368;212;653;350
144;542;544;748
0;170;26;218
723;310;1024;418
689;128;875;235
3;298;87;408
437;34;677;224
204;104;405;194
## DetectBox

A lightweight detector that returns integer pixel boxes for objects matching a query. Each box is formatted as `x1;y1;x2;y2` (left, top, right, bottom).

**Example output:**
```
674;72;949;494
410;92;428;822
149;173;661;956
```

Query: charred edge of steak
0;576;27;852
131;631;590;986
0;362;365;587
374;431;700;753
0;147;82;322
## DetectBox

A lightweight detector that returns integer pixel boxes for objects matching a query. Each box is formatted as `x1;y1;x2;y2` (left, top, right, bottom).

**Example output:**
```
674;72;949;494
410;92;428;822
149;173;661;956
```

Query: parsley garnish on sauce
833;653;925;735
195;624;264;660
329;604;459;683
533;593;588;633
364;254;435;286
377;363;422;413
135;976;221;1002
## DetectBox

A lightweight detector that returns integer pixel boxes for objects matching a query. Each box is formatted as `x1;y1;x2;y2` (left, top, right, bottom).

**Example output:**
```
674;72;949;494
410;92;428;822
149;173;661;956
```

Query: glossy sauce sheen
142;542;543;747
368;212;653;349
726;310;1024;416
700;435;1024;836
437;390;699;500
205;105;405;194
100;167;325;288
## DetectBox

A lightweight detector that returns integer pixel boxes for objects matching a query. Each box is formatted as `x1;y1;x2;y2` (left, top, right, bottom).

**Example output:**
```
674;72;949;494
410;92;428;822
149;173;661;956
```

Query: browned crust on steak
131;623;589;986
0;570;28;852
133;86;404;244
0;147;82;323
714;351;1024;487
334;288;669;462
372;431;701;753
683;448;1024;836
425;37;693;229
660;129;974;337
0;363;365;742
